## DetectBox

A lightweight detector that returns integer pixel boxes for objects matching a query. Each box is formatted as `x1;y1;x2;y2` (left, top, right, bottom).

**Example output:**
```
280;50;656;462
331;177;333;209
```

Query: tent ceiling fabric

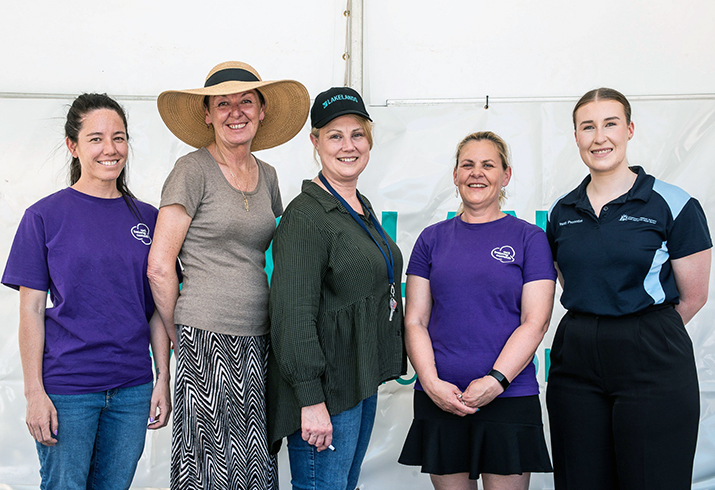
1;1;713;103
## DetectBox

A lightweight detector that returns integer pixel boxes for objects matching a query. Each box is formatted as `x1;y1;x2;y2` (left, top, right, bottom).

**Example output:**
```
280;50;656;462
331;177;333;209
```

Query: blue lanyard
318;172;395;286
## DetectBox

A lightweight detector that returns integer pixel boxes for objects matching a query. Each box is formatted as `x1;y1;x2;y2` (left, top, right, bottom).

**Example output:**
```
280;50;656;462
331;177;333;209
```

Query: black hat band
205;68;260;87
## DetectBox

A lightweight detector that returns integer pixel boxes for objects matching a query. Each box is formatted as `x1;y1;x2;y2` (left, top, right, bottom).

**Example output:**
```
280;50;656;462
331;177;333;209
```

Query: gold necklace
224;166;250;211
214;149;252;212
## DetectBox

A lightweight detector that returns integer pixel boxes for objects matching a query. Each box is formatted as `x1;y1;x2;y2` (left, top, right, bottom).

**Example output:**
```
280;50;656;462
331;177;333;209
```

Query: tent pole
344;0;364;94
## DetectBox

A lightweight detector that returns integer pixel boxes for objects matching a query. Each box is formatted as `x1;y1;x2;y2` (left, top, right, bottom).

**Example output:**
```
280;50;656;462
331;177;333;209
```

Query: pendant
389;283;397;321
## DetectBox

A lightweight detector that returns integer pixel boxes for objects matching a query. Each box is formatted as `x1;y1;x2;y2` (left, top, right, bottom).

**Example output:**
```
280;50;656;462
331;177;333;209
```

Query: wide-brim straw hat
157;61;309;151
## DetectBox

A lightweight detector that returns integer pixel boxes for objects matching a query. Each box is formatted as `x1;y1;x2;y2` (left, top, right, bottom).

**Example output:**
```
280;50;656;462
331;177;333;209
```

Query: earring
455;186;459;198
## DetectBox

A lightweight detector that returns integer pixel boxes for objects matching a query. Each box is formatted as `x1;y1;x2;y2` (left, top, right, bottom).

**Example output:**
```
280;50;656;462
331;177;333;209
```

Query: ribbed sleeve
269;208;329;407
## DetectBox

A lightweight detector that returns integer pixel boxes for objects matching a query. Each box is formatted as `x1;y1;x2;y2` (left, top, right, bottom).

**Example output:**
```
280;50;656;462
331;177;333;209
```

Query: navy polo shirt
547;166;711;316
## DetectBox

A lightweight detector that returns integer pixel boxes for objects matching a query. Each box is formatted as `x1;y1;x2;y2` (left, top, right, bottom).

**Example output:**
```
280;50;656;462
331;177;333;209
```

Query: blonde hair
454;131;511;210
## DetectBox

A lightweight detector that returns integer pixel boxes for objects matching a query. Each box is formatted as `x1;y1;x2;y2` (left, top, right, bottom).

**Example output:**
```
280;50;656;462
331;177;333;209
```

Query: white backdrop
1;95;714;490
1;1;715;489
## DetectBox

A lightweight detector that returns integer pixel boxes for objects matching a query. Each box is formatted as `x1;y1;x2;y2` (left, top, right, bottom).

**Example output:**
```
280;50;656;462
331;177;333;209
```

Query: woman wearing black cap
267;87;406;490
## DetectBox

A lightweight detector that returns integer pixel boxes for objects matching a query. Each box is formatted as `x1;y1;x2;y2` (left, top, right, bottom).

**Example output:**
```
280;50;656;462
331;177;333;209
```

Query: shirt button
602;206;609;212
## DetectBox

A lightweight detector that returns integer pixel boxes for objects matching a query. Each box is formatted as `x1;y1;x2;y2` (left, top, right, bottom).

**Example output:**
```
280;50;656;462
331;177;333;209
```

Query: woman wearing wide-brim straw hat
148;61;309;490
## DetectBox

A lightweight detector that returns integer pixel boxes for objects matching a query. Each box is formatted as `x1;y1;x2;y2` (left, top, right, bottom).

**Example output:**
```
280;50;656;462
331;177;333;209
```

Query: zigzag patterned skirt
171;325;278;490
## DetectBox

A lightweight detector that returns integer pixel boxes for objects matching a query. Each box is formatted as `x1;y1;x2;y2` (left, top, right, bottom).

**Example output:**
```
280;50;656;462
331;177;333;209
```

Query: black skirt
398;390;552;479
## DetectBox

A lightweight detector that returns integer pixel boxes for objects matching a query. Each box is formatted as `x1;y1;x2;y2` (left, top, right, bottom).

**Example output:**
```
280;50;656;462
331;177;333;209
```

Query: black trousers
546;305;699;490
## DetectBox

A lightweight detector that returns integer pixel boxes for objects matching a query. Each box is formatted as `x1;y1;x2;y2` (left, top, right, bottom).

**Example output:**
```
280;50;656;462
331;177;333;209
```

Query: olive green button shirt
267;180;406;453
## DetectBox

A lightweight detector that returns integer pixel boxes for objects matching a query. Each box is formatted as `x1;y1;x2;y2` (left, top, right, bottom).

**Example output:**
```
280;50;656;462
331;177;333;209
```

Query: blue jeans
287;394;378;490
36;382;153;490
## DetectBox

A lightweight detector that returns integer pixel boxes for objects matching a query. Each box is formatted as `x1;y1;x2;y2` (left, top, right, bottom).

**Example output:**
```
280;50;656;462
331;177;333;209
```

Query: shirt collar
300;179;373;215
561;166;653;210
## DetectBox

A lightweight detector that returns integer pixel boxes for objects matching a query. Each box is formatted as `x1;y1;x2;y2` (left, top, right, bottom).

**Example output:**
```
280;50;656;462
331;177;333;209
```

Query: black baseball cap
310;87;372;129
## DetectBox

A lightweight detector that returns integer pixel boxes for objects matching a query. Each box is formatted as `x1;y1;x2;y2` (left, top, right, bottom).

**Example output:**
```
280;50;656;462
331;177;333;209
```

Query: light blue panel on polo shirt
652;179;690;219
644;180;690;303
547;192;569;221
643;241;669;304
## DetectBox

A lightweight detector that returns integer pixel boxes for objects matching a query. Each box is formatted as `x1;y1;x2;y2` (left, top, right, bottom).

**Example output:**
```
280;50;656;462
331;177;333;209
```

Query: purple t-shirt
408;214;556;397
2;188;157;395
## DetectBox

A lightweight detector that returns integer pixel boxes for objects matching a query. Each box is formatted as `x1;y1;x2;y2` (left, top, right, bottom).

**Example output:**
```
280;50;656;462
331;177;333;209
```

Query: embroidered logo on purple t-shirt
131;223;152;245
491;245;515;263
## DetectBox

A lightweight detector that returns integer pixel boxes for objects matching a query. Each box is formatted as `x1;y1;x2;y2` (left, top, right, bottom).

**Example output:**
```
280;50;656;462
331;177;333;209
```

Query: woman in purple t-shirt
399;131;556;490
2;94;171;489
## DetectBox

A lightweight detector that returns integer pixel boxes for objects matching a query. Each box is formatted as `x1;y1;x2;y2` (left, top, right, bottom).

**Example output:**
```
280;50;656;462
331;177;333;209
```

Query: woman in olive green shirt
268;87;405;490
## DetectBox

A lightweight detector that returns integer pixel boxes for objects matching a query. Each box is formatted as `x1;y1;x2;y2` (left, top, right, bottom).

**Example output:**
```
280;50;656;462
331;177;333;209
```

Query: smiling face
453;139;512;212
205;90;265;149
311;114;371;186
66;108;128;191
574;99;634;176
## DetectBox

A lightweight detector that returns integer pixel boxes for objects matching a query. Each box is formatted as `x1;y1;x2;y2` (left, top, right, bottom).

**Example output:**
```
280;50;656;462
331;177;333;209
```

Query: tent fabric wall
2;1;715;488
0;96;713;489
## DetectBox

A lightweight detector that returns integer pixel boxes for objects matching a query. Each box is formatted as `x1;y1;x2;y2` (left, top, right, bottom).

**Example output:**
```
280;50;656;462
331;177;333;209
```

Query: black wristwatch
488;369;510;391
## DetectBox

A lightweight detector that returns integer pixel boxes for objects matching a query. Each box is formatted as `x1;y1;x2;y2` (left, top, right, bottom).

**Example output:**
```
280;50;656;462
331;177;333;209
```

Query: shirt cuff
292;378;326;407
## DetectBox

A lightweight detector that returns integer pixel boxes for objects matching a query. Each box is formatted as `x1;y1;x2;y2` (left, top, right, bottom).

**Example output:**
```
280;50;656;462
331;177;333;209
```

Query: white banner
0;96;713;489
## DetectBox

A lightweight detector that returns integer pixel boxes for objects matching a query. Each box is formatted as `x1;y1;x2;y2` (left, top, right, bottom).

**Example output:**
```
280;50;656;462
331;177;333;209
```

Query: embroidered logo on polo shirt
131;223;152;245
558;219;583;226
491;246;515;263
619;214;657;224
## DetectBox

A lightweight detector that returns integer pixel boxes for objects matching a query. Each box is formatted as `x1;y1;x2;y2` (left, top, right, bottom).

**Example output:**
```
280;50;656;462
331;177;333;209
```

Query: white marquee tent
1;1;714;488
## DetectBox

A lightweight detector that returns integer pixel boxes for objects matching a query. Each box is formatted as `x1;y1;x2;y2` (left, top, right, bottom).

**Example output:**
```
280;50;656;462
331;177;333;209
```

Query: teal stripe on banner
381;211;397;241
396;372;418;385
260;210;561;298
381;211;405;298
535;210;547;231
265;216;281;285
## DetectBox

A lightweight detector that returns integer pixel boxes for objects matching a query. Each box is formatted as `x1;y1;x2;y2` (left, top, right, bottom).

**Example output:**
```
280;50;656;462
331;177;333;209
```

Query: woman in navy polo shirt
546;87;712;490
